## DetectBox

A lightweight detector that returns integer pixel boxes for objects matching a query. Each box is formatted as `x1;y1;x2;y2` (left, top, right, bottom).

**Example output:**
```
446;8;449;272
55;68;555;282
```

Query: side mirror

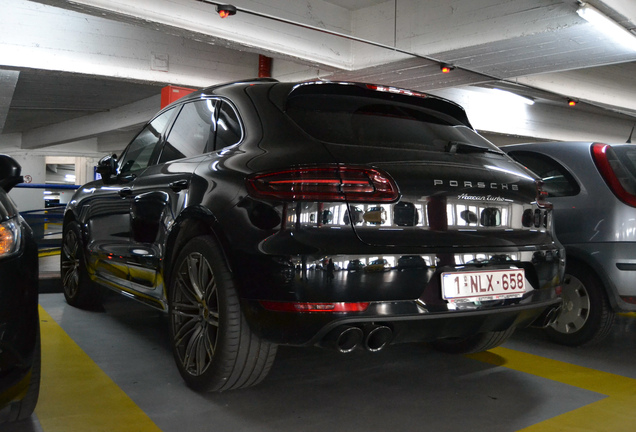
0;155;23;192
96;154;118;182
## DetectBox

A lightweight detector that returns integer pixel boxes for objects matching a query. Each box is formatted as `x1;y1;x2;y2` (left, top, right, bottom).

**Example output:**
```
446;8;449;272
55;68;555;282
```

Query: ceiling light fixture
568;99;578;106
216;4;237;18
440;64;455;74
577;3;636;51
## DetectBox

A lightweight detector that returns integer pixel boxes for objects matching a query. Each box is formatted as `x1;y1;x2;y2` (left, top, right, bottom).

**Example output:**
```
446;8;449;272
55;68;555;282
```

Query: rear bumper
242;289;562;346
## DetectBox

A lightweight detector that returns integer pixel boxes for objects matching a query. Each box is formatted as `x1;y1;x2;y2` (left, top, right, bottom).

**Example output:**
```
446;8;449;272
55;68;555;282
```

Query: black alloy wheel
169;235;277;392
60;221;100;309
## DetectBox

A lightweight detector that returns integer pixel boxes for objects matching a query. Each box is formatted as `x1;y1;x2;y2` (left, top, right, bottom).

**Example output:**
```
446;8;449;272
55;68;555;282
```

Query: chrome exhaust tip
320;325;364;353
364;325;393;352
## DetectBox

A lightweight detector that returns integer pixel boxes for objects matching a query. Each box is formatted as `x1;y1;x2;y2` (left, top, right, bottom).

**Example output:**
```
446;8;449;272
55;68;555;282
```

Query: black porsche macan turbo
61;79;564;392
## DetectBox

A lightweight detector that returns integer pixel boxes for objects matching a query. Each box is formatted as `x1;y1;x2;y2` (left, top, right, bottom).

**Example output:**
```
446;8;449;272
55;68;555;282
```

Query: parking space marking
36;306;162;432
468;347;636;432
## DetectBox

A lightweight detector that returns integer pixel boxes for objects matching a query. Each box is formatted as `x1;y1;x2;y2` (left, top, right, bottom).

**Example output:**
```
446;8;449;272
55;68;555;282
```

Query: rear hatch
280;82;550;250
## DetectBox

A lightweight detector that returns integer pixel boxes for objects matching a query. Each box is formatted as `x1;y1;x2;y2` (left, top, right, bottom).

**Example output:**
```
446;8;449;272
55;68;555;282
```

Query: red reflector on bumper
620;296;636;305
259;301;370;313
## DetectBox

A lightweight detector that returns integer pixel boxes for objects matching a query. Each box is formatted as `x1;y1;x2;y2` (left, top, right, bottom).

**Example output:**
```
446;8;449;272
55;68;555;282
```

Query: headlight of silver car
0;218;21;257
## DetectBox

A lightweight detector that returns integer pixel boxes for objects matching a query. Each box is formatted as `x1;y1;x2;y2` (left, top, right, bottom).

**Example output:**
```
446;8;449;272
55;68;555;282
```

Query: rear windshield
609;145;636;194
612;145;636;177
285;92;499;153
506;150;580;197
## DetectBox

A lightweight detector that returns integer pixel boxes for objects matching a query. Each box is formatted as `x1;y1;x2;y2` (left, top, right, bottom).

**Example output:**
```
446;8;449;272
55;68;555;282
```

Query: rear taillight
259;301;370;313
246;165;399;202
591;143;636;207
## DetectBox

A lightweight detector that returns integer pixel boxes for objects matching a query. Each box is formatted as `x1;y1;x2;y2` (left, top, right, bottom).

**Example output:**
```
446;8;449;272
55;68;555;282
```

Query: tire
545;262;615;346
431;327;516;354
168;235;277;392
6;327;41;423
61;221;101;309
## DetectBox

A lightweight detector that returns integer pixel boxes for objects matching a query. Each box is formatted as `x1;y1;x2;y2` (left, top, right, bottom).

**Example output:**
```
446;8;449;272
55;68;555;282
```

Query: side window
216;101;242;150
508;150;580;197
119;108;175;175
160;100;217;164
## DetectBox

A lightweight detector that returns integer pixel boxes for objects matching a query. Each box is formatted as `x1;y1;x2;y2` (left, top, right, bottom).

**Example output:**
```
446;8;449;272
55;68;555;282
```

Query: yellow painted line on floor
36;306;162;432
468;347;636;432
38;249;61;258
618;312;636;318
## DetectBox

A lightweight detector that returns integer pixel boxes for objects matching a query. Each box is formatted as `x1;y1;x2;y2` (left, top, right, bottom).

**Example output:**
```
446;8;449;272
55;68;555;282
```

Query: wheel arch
62;209;77;232
61;210;88;257
562;247;618;310
163;206;234;293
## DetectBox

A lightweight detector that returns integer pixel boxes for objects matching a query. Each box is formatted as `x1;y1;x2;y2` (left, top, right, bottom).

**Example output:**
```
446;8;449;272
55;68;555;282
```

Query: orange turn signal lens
0;221;18;256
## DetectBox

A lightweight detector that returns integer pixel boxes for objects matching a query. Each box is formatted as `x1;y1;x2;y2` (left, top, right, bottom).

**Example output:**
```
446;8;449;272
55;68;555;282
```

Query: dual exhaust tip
321;324;393;353
323;302;562;353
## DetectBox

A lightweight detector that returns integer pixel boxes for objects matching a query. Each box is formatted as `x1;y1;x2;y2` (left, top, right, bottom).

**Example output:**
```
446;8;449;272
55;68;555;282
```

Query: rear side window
160;100;217;163
216;101;242;149
285;94;499;153
159;99;243;164
507;150;580;197
611;145;636;183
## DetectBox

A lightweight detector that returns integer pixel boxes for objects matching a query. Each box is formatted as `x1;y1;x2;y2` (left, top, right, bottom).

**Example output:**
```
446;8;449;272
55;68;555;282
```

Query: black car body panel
64;80;563;385
0;232;39;410
0;155;40;422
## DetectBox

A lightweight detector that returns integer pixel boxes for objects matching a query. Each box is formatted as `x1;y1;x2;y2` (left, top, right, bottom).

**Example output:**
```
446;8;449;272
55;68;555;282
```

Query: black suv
61;79;563;392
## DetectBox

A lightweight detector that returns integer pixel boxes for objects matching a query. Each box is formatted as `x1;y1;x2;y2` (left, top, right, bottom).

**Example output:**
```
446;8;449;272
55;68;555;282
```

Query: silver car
504;141;636;345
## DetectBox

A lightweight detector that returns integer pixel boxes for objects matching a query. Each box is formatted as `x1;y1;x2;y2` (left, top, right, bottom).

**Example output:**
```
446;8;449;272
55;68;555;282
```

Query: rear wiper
445;141;505;155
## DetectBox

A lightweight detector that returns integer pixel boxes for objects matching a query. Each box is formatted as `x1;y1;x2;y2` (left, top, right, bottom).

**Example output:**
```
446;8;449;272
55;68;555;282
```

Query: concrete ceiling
2;0;636;157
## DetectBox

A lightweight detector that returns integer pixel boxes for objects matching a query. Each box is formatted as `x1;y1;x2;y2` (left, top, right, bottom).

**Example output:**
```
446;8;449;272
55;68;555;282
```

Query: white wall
8;154;46;212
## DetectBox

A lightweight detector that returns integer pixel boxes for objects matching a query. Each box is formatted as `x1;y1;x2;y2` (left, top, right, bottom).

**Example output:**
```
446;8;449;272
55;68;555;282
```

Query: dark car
61;79;563;392
505;142;636;345
0;155;40;423
346;259;365;272
397;255;428;271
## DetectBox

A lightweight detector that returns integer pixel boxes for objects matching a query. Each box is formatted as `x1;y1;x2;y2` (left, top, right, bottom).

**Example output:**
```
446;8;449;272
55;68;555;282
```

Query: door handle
169;179;190;192
118;187;132;197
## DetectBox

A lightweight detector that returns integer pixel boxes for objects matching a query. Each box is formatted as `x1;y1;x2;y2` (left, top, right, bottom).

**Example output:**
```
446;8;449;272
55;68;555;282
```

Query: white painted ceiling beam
25;0;355;70
27;0;617;74
10;0;636;150
598;0;636;26
515;63;636;116
3;0;258;88
432;87;635;144
21;95;160;149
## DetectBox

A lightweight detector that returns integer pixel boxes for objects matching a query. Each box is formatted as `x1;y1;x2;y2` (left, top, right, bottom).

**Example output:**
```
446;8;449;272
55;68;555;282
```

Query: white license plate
441;269;526;303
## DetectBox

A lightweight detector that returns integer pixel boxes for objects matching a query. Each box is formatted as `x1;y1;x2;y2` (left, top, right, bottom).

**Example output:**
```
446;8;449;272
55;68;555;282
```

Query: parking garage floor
6;255;636;432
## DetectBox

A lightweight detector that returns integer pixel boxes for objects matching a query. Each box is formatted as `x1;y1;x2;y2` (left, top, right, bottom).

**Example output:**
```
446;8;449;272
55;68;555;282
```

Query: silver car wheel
171;252;219;377
551;274;590;334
